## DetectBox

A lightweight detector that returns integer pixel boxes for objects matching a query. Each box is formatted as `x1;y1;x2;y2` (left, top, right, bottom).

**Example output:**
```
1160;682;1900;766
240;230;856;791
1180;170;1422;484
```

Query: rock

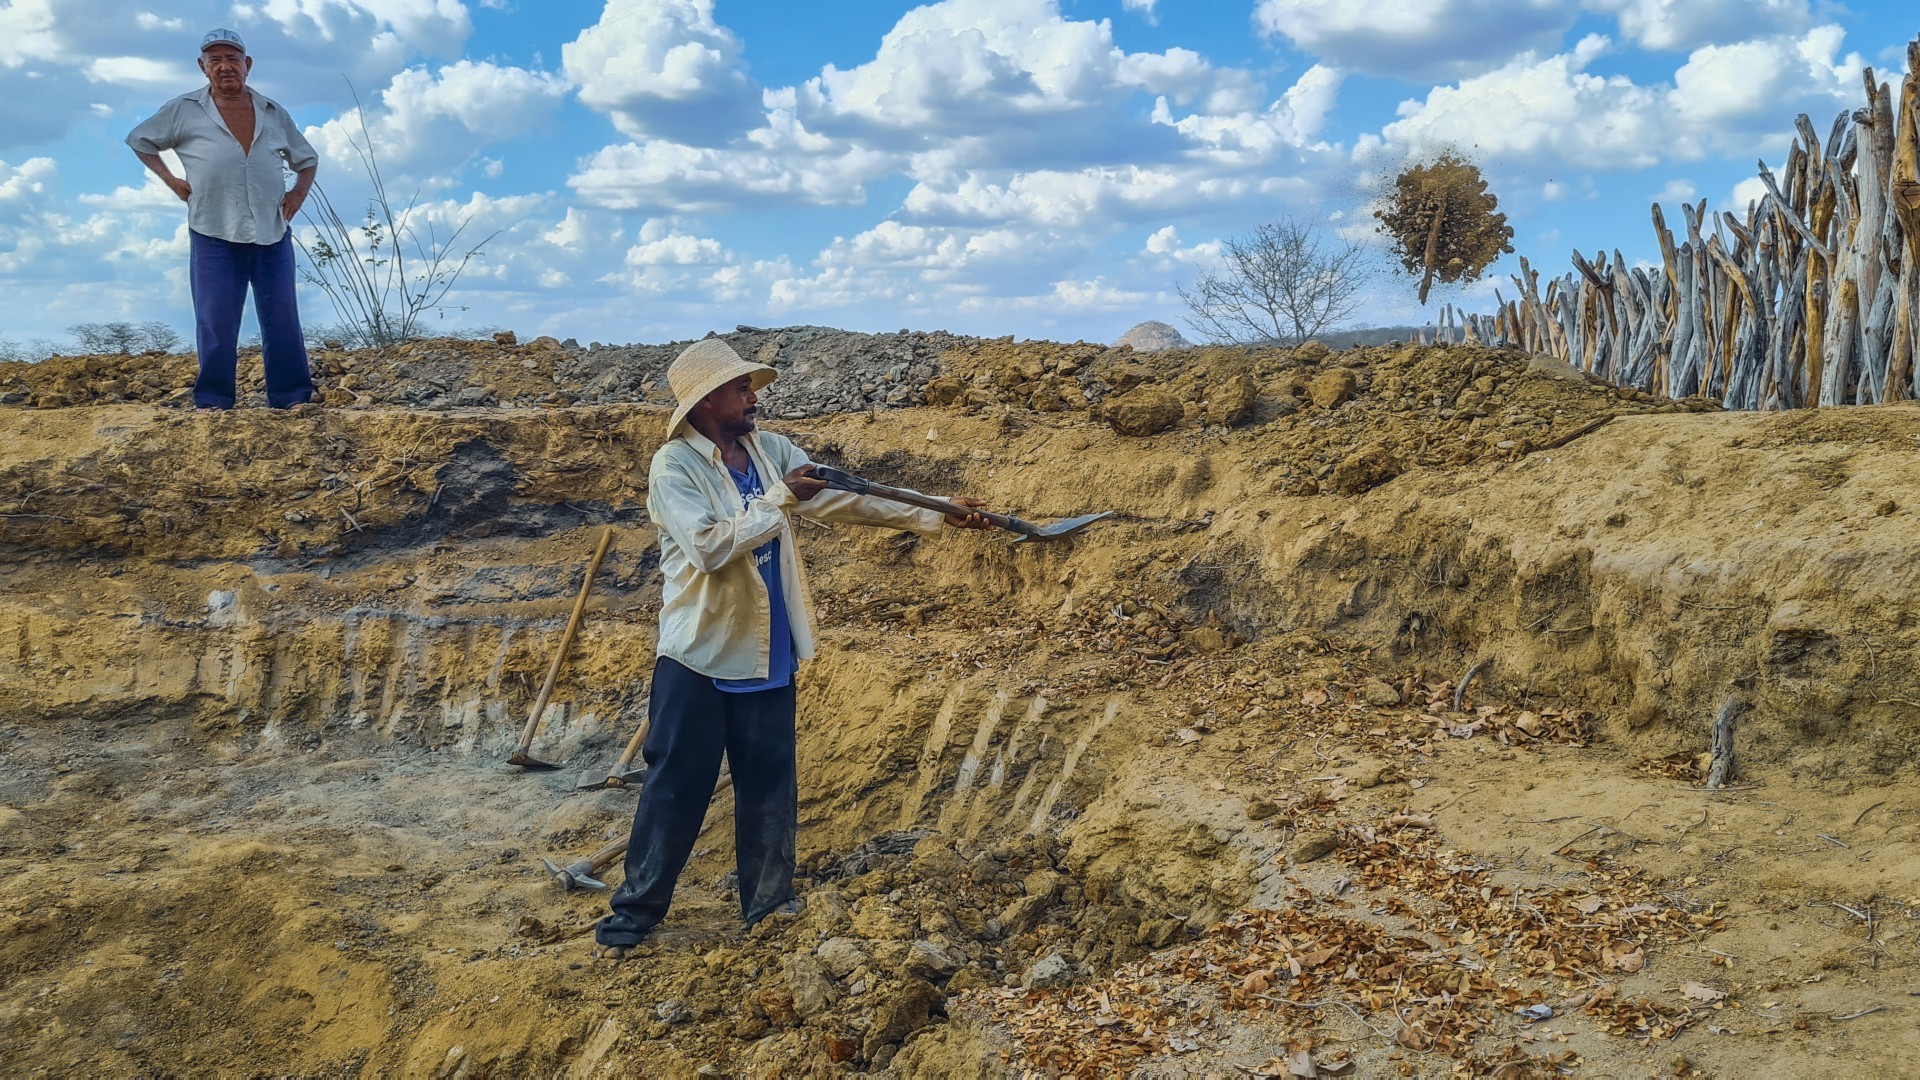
1329;444;1401;494
1022;953;1075;989
1181;626;1233;653
850;896;914;940
1140;918;1184;948
1103;362;1156;393
1347;758;1399;789
1206;372;1259;426
863;978;943;1058
753;982;798;1027
1308;368;1358;408
1294;340;1332;362
784;955;840;1020
946;965;997;994
1361;678;1402;706
451;387;493;408
901;940;962;982
822;1033;860;1064
1102;387;1183;436
492;330;517;346
1115;320;1189;352
656;999;693;1025
816;936;869;978
1029;377;1086;412
1246;796;1281;821
997;870;1063;935
1292;830;1341;863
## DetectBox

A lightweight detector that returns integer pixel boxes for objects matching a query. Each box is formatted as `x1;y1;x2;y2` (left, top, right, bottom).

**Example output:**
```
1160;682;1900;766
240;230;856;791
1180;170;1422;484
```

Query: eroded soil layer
5;339;1920;1075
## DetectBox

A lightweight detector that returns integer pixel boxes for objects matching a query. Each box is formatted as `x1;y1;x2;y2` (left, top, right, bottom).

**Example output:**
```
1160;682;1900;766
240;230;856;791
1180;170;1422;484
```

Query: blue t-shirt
714;456;795;693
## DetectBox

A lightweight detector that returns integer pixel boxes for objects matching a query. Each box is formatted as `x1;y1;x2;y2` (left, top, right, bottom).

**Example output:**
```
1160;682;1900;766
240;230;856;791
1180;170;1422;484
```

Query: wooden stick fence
1421;36;1920;411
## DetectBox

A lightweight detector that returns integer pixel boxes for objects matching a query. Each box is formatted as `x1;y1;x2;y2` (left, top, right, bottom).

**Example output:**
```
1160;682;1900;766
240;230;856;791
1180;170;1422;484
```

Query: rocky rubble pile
0;325;983;416
615;831;1176;1073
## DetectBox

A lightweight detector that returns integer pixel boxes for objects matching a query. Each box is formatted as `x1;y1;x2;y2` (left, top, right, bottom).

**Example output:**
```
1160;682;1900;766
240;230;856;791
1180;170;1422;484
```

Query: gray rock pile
558;325;982;419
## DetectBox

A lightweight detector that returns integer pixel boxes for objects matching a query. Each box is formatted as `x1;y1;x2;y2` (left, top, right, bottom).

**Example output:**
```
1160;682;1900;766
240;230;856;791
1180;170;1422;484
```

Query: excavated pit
6;337;1920;1076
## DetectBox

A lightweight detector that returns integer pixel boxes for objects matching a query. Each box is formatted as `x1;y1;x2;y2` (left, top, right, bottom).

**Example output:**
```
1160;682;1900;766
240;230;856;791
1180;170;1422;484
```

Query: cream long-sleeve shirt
649;427;946;680
125;86;318;246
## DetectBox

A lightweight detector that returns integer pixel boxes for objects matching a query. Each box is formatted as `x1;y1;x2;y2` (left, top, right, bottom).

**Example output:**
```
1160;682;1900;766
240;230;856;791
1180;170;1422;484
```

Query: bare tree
137;320;184;352
67;321;146;354
1178;219;1370;346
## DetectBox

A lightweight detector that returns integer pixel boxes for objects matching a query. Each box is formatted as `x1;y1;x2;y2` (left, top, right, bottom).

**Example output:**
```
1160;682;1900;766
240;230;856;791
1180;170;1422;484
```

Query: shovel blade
1012;510;1114;542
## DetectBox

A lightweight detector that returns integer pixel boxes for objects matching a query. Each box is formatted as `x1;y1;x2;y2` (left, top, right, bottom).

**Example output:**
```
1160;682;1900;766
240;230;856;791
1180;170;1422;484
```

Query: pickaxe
542;774;735;891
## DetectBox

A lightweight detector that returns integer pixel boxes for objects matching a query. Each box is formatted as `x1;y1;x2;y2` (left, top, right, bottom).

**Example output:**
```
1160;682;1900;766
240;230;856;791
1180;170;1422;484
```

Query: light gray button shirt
125;86;318;246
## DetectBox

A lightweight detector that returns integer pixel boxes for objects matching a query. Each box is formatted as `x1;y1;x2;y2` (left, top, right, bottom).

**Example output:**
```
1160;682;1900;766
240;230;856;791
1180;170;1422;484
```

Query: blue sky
0;0;1912;350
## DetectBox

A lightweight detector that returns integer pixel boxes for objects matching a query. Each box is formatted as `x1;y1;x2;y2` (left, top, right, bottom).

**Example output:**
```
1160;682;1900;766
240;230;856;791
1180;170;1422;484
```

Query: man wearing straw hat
595;338;988;959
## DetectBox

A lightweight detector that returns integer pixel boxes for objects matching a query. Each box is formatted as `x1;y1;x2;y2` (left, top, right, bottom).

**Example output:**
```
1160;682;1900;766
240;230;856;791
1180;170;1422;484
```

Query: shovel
508;526;615;771
808;465;1111;542
575;712;650;791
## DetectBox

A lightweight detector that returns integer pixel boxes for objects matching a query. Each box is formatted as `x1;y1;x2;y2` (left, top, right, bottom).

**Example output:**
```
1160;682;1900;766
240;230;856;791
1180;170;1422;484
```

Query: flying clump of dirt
1375;153;1515;304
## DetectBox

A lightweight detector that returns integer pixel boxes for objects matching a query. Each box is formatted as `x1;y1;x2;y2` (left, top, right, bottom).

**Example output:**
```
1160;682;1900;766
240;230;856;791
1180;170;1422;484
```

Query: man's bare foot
288;401;322;414
592;943;635;962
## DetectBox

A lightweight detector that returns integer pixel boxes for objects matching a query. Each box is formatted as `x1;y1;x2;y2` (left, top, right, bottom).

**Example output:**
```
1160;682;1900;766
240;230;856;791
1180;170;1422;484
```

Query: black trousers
596;656;798;947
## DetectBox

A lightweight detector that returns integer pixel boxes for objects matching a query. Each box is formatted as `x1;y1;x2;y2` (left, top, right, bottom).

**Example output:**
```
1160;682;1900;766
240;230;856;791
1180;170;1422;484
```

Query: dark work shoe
745;897;806;931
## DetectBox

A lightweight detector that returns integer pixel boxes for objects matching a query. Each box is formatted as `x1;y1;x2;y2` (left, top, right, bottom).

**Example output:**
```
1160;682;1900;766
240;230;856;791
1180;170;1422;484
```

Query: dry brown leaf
1394;1023;1432;1051
1680;981;1726;1003
1601;941;1645;973
1302;688;1329;707
1286;1047;1319;1078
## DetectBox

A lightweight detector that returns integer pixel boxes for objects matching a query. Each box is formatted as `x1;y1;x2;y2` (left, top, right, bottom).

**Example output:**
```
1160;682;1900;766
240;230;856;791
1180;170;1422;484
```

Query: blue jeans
189;230;314;409
596;657;799;946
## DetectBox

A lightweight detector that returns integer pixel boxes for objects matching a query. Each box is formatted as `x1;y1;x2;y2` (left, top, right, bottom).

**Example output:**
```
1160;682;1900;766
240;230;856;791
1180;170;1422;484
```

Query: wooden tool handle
514;526;615;752
813;467;1032;535
614;713;649;769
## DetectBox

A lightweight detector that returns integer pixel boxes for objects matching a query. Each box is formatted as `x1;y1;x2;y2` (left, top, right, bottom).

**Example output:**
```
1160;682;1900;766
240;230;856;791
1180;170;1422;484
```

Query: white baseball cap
200;28;246;54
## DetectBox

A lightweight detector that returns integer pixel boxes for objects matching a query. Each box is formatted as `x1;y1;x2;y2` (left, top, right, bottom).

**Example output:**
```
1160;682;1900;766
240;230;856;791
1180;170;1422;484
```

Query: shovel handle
807;466;1036;536
514;526;615;756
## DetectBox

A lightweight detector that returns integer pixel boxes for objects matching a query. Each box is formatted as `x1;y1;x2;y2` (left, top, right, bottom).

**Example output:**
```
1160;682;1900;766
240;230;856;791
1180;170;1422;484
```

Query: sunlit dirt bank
4;334;1920;1076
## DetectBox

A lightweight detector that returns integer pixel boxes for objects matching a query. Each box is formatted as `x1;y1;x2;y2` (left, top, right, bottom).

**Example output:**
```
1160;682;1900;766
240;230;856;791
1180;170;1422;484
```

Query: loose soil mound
3;336;1918;1076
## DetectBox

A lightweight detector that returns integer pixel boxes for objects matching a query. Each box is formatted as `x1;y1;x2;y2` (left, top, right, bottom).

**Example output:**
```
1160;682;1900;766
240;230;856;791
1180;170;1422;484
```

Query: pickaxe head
541;857;607;891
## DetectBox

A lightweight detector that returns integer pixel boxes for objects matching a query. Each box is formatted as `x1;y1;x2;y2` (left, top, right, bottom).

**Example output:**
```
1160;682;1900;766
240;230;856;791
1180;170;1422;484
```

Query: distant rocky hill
1114;321;1189;352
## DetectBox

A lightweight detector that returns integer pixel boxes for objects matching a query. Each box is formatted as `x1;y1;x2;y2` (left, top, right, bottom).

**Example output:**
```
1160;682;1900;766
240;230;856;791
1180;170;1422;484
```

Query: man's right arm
649;451;791;575
134;153;191;203
126;102;190;203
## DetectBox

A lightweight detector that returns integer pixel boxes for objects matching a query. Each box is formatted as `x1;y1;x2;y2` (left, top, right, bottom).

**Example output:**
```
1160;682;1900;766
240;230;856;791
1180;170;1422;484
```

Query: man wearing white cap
126;29;320;411
594;338;988;958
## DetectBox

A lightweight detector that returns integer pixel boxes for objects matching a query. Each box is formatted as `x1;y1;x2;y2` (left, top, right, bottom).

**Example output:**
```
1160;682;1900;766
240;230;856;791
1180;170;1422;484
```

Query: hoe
508;526;615;771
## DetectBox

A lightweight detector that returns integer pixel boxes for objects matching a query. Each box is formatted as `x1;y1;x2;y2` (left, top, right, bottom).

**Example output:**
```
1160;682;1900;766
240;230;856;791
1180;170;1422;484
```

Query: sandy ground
4;339;1920;1076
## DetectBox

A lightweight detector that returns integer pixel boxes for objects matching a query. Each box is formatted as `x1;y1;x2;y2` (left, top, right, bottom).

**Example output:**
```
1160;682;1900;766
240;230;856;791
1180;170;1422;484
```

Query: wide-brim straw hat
665;338;777;438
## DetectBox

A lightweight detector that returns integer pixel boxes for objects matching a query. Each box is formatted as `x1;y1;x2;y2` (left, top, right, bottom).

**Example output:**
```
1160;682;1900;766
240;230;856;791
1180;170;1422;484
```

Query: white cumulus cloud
1256;0;1577;82
562;0;761;145
307;59;568;178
